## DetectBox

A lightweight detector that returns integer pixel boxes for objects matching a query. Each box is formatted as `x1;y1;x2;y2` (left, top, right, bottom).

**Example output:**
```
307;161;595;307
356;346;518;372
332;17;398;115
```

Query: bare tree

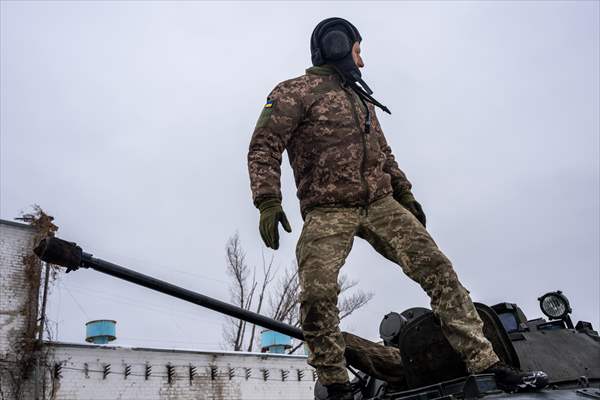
246;251;277;352
268;264;374;327
223;233;255;351
222;234;279;352
266;263;374;354
269;264;300;325
339;291;374;320
337;274;374;320
222;233;374;353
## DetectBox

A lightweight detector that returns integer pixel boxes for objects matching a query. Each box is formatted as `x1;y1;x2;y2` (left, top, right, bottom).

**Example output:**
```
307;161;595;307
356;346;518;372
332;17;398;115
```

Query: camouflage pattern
342;331;405;385
296;196;499;385
248;65;412;217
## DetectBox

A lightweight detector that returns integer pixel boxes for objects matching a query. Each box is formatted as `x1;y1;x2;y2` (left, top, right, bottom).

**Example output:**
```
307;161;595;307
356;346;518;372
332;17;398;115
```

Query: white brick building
0;219;315;400
0;220;42;400
0;220;40;358
44;342;315;400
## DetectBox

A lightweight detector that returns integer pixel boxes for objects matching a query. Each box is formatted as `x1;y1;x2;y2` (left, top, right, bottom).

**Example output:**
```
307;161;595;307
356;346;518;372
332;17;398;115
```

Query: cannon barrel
34;237;304;341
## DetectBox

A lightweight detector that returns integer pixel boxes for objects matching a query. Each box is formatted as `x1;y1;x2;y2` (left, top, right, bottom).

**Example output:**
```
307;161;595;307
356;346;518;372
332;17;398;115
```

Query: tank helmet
311;17;362;67
310;17;390;114
310;17;363;85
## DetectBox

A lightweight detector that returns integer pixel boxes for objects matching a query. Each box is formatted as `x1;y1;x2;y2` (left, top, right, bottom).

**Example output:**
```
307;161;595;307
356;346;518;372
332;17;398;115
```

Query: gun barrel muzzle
34;237;83;269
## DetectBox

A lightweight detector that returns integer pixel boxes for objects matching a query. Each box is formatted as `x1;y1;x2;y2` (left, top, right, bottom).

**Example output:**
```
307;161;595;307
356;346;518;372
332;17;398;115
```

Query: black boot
324;382;354;400
483;361;549;392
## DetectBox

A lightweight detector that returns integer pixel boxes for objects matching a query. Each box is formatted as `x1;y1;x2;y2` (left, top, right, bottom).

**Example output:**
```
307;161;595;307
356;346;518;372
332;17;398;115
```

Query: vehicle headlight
538;291;571;320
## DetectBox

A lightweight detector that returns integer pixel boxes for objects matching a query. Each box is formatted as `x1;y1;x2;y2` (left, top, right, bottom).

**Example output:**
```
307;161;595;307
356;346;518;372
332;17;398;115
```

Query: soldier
248;17;547;400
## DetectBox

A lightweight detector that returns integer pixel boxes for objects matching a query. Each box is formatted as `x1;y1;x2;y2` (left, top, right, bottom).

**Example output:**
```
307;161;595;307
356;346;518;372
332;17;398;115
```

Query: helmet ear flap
311;47;324;66
321;30;352;60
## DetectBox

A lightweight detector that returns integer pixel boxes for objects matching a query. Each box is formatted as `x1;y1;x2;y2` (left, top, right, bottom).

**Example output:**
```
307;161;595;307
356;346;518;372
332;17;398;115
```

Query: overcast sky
1;1;598;351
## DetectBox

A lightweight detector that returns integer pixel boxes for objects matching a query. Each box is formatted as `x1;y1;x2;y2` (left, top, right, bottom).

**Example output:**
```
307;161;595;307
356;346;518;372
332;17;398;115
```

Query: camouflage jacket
248;65;412;217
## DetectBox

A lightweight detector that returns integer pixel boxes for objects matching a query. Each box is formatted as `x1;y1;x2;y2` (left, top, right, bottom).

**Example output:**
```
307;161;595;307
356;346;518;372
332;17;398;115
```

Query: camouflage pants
342;331;406;386
296;195;499;385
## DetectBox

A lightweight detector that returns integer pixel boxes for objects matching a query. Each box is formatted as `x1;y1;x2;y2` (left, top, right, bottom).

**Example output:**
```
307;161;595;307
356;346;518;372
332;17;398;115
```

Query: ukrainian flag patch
256;99;275;128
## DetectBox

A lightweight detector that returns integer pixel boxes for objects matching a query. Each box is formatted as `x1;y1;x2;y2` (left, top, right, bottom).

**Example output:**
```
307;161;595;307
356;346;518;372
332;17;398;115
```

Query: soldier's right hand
258;198;292;250
395;192;427;227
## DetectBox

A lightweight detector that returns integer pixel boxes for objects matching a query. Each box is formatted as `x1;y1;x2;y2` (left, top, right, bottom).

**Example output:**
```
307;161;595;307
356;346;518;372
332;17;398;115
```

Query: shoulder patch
256;98;275;128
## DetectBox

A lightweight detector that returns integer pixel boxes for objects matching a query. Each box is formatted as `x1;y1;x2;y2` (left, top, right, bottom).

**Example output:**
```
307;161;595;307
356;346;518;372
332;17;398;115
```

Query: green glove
258;198;292;250
396;192;427;227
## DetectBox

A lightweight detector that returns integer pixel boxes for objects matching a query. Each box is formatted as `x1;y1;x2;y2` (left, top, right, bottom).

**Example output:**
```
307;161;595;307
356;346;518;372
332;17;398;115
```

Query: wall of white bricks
43;342;315;400
0;220;42;400
0;220;39;357
1;220;315;399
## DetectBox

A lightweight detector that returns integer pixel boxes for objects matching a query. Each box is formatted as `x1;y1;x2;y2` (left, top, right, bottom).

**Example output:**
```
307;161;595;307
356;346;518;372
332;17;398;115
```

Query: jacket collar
306;64;338;76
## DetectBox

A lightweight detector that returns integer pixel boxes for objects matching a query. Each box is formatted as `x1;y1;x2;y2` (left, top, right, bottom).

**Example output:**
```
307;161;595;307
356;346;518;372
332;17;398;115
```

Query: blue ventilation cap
260;330;292;353
85;320;116;344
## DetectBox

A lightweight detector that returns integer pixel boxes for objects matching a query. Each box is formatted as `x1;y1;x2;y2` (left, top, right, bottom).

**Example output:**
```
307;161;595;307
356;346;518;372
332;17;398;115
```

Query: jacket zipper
344;87;370;213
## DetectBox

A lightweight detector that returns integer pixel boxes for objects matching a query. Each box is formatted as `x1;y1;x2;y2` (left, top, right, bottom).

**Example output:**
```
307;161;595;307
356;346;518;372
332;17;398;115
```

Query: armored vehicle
34;237;600;400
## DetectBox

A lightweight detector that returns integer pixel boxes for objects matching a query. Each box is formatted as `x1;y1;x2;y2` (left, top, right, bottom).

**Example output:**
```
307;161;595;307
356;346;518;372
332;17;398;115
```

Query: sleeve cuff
257;198;281;212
